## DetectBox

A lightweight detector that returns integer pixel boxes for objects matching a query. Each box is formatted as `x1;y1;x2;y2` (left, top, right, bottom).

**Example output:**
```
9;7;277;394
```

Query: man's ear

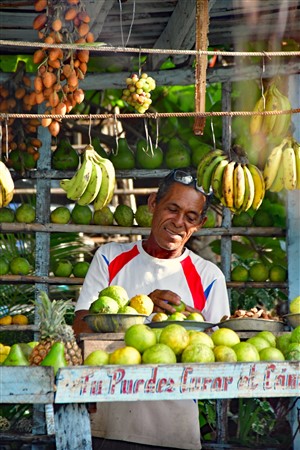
148;192;157;213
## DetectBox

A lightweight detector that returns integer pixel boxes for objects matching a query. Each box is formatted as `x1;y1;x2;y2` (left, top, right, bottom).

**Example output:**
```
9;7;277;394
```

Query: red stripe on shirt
180;256;206;310
108;244;140;284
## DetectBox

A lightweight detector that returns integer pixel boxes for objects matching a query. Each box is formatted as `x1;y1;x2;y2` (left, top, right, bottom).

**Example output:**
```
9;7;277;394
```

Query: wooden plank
1;366;54;403
54;403;92;450
54;362;300;403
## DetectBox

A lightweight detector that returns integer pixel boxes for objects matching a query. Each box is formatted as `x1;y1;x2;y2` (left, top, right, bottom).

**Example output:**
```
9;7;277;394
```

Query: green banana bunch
249;82;291;139
60;144;116;209
0;161;15;207
263;137;300;191
196;148;265;214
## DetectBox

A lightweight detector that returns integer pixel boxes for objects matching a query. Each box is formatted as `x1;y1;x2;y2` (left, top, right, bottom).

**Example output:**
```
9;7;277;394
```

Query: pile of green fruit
83;323;300;366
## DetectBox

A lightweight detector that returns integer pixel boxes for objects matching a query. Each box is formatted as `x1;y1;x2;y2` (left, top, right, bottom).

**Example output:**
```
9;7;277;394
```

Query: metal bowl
84;313;147;333
283;313;300;329
148;320;215;331
217;318;285;332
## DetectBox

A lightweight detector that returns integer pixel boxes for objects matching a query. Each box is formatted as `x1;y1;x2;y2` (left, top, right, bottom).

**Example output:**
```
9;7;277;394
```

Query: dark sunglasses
167;169;213;197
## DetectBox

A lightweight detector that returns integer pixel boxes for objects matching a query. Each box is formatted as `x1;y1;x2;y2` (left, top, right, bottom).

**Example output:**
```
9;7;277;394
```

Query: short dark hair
156;168;213;218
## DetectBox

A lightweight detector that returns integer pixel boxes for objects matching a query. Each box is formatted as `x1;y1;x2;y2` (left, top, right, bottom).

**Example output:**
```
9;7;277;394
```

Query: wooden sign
55;361;299;403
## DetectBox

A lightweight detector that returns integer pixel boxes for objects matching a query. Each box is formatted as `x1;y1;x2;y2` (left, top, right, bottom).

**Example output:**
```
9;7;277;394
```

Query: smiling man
73;168;230;450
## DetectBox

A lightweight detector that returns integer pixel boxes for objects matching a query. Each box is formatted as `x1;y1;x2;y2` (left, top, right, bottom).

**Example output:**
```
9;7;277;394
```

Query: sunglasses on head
167;169;213;197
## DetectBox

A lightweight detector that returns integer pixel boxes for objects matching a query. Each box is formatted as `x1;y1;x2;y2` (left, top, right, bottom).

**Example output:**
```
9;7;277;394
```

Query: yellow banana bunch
263;137;300;191
249;82;291;139
196;149;265;214
60;144;116;210
0;161;15;207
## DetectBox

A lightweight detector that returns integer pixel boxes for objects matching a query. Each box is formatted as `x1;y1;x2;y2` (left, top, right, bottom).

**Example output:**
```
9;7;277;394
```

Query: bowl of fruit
84;313;147;333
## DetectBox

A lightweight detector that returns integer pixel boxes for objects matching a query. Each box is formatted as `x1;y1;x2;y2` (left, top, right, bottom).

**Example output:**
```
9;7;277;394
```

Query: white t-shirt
76;240;230;449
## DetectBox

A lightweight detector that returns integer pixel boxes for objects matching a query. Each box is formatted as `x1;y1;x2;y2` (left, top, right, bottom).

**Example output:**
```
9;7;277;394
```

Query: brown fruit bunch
0;61;41;173
32;0;93;137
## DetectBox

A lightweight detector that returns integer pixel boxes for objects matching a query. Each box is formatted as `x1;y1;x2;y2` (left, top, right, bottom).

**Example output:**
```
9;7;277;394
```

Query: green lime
249;263;269;282
232;211;253;227
0;207;15;223
0;257;9;275
72;261;90;278
9;257;31;275
50;206;71;224
253;210;273;227
269;265;287;282
231;265;249;282
93;206;114;226
202;209;216;228
135;204;153;227
53;259;73;277
71;204;92;225
15;204;36;223
114;204;134;227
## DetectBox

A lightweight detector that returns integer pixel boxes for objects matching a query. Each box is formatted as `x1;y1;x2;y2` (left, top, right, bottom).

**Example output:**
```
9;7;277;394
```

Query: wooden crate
79;333;125;358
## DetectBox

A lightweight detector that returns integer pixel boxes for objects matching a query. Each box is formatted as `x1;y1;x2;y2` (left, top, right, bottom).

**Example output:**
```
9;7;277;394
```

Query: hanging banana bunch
249;80;291;139
0;161;15;207
60;145;116;210
196;146;265;214
263;137;300;192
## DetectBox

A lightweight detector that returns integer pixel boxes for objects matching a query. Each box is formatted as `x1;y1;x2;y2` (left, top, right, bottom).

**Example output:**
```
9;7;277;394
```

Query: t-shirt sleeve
75;247;109;311
201;271;230;325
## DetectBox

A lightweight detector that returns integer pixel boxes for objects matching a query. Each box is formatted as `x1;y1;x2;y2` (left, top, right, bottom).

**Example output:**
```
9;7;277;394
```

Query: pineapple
29;291;82;366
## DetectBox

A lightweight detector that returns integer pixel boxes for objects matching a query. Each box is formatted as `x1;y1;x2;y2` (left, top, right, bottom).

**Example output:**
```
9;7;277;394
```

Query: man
73;168;230;450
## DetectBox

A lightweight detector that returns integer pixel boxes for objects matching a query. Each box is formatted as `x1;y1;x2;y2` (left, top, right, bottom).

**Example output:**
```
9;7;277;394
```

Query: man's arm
73;310;93;337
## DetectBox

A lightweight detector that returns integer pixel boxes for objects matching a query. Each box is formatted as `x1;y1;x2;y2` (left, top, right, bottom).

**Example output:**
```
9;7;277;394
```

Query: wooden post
193;0;209;135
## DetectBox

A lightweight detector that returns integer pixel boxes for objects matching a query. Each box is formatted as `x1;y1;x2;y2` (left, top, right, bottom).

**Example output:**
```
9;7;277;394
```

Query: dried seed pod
42;72;57;88
85;32;95;43
77;23;90;37
41;115;52;128
15;87;26;99
77;11;91;23
65;8;78;21
55;102;67;116
52;19;63;32
48;120;60;137
73;88;84;104
34;0;47;12
76;50;89;63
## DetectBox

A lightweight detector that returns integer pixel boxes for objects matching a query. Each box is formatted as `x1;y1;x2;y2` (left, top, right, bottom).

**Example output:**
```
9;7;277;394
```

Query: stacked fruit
263;137;300;191
0;343;11;363
249;81;291;138
0;61;41;173
121;73;156;114
60;144;116;210
0;161;14;208
83;323;300;366
197;148;265;213
32;0;94;136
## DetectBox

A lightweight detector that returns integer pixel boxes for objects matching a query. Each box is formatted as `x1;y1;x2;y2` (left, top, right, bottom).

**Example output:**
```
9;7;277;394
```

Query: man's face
148;183;207;254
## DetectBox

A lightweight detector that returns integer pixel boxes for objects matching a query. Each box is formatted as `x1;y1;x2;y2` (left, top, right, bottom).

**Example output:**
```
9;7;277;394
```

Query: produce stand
1;1;300;449
1;358;299;450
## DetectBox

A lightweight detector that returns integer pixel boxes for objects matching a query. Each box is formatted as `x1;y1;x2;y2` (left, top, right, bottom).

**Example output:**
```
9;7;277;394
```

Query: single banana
201;154;228;193
263;140;286;189
269;159;284;192
233;163;245;210
242;165;255;211
247;164;265;210
261;85;279;134
0;161;15;207
92;153;116;210
63;153;94;201
211;158;229;200
282;145;297;190
60;178;73;193
293;141;300;189
77;160;103;206
221;160;236;209
196;149;224;188
273;91;292;138
249;96;264;135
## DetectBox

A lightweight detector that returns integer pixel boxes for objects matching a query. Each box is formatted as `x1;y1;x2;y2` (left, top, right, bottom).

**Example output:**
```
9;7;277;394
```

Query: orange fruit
129;294;154;316
0;315;12;325
12;314;29;325
109;346;141;365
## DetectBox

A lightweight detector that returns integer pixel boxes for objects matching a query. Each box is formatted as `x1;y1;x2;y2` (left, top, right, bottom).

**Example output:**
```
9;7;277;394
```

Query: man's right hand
148;289;182;314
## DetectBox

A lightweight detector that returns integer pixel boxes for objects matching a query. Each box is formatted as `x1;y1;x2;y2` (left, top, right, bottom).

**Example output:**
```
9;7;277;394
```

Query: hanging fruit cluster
121;73;156;114
0;61;41;173
263;137;300;192
32;0;94;137
249;80;291;138
197;146;265;214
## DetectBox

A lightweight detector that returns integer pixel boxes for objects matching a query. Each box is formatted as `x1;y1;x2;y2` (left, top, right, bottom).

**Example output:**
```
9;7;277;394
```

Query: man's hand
149;289;204;316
